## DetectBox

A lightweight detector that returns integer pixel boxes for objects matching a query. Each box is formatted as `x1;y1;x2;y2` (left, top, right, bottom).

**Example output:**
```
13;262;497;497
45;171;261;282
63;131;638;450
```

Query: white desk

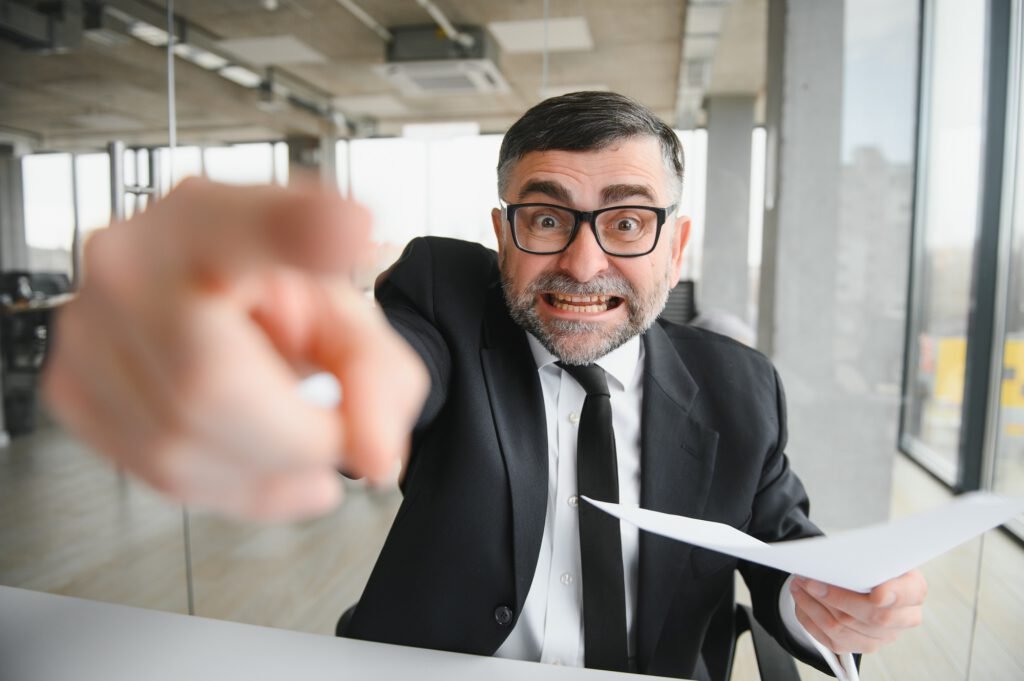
0;586;676;680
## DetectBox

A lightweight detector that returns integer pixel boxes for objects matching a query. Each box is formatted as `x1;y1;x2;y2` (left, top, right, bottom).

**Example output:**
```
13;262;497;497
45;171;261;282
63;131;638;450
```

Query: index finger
135;177;373;284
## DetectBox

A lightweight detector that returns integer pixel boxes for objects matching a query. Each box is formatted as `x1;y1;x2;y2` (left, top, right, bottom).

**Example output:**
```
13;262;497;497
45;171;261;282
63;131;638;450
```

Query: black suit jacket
342;237;831;680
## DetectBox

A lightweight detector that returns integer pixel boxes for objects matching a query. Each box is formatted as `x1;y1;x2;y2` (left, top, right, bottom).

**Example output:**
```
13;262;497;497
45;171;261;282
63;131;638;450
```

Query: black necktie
558;362;629;672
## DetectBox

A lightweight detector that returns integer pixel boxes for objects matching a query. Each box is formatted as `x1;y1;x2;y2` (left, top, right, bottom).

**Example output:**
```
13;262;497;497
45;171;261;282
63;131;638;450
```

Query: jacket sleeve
374;238;453;433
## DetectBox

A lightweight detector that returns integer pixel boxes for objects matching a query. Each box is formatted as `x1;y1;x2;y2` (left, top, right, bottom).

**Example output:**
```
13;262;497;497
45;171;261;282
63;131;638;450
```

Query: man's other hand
42;178;429;521
791;569;927;654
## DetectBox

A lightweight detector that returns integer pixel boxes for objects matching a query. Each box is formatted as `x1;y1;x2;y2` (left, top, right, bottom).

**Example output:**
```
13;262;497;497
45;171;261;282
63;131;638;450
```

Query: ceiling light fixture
128;20;170;47
218;65;264;88
173;43;229;70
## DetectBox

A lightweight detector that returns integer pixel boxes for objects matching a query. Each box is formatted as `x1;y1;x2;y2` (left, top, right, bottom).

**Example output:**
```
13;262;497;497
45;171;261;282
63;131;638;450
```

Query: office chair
336;602;800;681
727;604;801;681
660;279;699;325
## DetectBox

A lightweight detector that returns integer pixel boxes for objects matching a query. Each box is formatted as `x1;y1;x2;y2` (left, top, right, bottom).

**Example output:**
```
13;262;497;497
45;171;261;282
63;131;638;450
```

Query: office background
0;0;1022;679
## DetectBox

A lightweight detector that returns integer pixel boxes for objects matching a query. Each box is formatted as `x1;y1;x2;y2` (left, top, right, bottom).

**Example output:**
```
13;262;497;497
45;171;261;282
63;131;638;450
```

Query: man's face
492;136;691;365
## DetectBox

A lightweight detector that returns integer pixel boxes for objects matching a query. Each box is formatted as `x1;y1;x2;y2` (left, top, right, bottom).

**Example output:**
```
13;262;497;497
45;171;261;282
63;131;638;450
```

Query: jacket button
494;605;514;626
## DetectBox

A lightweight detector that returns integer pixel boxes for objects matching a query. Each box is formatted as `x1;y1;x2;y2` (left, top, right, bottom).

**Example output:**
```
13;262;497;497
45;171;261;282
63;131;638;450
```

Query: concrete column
702;95;756;324
0;145;30;271
758;0;902;530
0;144;26;445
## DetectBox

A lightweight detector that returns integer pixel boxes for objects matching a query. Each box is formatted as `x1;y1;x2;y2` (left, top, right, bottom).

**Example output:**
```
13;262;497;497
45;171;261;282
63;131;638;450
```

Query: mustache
523;271;636;298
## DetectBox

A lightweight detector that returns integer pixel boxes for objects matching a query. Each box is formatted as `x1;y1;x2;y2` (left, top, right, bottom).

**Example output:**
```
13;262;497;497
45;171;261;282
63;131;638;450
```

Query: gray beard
500;266;671;366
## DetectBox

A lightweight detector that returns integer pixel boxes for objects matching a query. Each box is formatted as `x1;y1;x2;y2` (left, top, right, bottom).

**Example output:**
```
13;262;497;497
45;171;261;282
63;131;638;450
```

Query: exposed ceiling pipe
333;0;392;42
415;0;474;48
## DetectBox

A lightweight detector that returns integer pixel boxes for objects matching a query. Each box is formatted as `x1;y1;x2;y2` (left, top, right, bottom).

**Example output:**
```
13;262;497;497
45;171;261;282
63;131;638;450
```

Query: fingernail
808;581;828;598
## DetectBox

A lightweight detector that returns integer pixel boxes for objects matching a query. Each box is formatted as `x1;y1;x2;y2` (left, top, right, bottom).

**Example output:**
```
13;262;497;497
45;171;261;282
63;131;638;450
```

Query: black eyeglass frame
502;201;677;257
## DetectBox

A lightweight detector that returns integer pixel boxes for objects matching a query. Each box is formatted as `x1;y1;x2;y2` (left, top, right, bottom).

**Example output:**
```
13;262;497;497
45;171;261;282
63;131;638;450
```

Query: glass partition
900;0;988;484
0;1;190;613
991;0;1024;538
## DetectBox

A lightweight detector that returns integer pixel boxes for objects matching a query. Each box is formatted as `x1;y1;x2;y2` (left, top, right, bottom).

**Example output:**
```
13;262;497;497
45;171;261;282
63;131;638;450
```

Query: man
44;92;925;681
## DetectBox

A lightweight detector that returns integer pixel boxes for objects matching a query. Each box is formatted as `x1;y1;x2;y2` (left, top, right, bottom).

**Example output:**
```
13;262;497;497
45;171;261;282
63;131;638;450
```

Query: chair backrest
660;279;698;325
730;604;801;681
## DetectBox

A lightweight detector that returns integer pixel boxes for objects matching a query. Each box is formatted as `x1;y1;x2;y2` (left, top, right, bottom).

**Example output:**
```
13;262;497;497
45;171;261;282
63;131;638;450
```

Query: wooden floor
1;425;1021;680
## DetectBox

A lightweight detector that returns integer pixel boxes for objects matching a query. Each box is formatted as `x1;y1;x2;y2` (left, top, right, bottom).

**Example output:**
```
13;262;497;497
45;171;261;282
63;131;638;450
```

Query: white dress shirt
495;333;643;667
494;333;857;680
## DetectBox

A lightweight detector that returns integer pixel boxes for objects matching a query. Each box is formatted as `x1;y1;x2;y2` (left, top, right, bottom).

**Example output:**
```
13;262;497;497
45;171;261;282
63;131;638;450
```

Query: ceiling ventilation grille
375;59;508;96
374;25;509;96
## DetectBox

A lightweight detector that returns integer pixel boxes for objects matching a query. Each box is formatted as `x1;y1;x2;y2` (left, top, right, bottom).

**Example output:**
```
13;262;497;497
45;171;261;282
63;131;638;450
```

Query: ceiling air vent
373;25;509;96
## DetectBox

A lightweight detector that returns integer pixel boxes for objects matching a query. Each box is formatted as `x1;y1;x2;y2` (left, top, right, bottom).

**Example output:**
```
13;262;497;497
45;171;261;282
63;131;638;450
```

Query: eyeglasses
502;201;676;257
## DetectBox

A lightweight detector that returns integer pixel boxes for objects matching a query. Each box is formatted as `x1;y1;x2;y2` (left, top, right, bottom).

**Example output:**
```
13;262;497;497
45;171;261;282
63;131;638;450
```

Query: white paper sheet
584;492;1024;593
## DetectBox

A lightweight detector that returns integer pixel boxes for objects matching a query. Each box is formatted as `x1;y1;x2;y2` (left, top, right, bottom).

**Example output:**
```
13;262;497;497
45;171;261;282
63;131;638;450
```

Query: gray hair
497;91;685;204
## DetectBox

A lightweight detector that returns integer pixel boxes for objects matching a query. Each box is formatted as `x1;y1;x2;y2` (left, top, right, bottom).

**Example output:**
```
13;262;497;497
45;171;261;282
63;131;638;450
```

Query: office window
423;134;503;246
156;146;204;194
22;153;74;252
676;129;708;283
74;153;111;236
900;0;987;484
993;54;1024;536
204;143;276;185
348;137;430;248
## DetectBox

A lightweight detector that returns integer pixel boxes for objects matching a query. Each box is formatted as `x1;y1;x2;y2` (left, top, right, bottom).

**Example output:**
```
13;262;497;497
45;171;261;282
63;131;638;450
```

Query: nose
556;223;611;282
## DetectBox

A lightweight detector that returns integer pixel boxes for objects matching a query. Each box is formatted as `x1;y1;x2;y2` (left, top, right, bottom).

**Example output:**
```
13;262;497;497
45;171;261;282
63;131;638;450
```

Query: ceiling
0;0;767;152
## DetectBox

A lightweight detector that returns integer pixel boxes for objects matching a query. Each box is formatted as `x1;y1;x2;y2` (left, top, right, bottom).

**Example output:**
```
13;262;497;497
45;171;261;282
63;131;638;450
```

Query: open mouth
543;292;624;313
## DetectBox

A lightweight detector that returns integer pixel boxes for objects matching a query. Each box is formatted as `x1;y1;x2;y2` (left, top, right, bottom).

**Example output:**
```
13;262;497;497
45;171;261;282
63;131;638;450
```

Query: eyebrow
600;183;657;205
516;180;659;206
517;179;573;204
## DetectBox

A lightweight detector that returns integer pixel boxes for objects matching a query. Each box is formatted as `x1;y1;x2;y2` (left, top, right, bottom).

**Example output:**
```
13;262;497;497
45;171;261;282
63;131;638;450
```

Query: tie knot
557;362;610;397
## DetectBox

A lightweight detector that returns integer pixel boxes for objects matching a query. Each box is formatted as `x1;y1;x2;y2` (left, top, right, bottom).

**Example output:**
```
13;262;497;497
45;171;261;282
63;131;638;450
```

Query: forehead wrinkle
600;183;657;205
517;179;573;204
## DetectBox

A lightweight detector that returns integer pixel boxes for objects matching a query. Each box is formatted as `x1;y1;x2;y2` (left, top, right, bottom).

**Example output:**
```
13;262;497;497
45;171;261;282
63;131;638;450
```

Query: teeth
552;293;611;304
548;293;615;313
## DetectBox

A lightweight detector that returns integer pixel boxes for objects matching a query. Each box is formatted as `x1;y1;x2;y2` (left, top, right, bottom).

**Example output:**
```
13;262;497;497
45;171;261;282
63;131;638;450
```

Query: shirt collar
526;332;642;391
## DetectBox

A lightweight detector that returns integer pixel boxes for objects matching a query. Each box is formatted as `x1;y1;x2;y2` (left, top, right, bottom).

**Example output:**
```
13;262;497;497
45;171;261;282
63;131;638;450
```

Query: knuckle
172;176;209;203
833;610;854;627
145;433;194;498
81;231;140;305
82;226;111;266
146;452;186;497
872;608;895;627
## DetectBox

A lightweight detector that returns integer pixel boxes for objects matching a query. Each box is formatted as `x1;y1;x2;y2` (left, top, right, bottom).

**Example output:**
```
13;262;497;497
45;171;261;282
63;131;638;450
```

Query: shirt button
568;495;579;508
568;412;580;425
560;572;574;586
493;605;514;626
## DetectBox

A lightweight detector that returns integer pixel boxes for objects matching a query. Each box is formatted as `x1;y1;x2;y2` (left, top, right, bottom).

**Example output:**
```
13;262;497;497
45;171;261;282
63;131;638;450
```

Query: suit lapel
479;285;549;613
636;323;720;670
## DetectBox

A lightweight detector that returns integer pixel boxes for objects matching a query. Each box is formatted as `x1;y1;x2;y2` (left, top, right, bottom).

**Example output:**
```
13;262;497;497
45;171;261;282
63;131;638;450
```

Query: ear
669;215;691;282
491;207;504;254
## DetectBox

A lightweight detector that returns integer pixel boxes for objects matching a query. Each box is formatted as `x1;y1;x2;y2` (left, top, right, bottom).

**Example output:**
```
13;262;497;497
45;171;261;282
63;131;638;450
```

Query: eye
532;212;567;230
613;217;641;232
